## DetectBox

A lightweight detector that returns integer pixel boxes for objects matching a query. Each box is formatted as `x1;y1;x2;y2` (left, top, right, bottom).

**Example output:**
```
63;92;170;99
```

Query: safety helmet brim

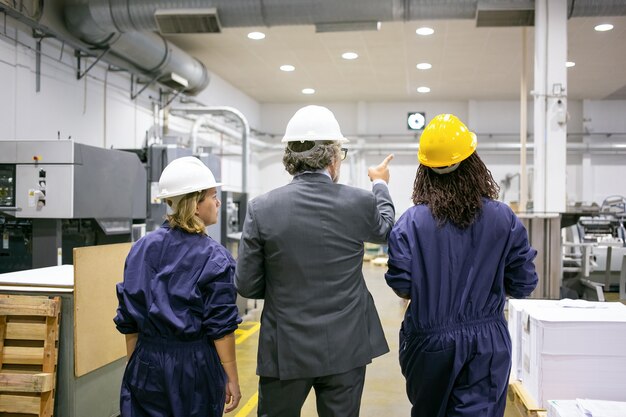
156;182;223;199
282;135;349;143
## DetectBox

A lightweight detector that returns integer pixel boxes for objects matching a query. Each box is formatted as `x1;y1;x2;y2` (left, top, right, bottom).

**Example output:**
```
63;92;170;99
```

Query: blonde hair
166;190;208;234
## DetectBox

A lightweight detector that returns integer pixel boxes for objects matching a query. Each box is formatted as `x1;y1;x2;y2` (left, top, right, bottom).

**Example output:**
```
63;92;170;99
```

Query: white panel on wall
566;154;583;204
195;72;261;129
590;155;626;203
7;33;113;144
260;103;357;136
220;156;241;191
567;100;583;137
584;100;626;133
0;36;17;140
365;102;467;136
469;101;520;134
362;153;415;218
255;152;291;197
247;153;263;198
260;104;307;134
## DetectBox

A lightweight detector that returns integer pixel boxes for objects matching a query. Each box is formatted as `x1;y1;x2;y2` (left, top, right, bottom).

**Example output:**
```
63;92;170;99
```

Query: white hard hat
156;156;221;199
282;105;348;143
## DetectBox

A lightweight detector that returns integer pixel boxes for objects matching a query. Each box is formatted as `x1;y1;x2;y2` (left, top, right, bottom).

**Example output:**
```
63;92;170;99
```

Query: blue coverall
385;199;537;417
114;222;240;417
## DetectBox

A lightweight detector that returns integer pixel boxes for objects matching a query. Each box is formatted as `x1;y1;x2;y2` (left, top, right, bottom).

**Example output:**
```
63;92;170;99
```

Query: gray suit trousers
258;366;367;417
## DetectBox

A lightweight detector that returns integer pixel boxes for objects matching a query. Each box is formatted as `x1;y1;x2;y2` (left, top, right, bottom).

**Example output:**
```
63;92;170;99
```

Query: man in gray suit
235;105;395;417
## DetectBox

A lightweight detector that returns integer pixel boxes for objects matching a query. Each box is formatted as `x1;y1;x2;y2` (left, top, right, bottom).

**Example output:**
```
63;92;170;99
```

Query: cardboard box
519;300;626;407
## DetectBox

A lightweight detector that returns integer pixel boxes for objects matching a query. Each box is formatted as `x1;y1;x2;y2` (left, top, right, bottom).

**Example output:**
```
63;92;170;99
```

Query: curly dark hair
282;141;340;175
412;152;500;229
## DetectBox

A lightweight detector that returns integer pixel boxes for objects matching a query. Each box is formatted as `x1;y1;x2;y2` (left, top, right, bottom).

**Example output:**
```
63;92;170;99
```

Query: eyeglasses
340;148;348;161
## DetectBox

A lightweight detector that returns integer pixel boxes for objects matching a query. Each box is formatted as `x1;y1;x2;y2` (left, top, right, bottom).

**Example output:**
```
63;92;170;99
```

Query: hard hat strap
431;163;460;175
287;142;323;156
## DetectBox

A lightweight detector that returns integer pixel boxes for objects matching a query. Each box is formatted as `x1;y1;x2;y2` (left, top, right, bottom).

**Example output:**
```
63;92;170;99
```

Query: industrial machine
205;190;247;248
562;215;626;294
0;140;146;273
123;142;223;232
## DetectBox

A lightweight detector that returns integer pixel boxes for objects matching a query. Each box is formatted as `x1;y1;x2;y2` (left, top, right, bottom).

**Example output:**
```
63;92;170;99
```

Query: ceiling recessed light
566;61;575;68
417;86;431;94
302;88;315;95
341;52;359;60
280;65;295;72
247;31;266;40
594;23;614;32
416;27;434;36
416;63;432;70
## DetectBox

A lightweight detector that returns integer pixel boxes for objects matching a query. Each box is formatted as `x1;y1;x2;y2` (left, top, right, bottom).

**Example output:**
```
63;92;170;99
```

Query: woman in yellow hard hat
384;114;538;417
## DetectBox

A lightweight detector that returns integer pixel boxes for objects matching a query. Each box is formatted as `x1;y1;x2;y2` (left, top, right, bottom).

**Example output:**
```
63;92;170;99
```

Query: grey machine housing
0;140;146;222
0;140;146;270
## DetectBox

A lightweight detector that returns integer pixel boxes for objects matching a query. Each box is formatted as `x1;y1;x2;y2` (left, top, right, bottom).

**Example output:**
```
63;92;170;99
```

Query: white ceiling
166;15;626;103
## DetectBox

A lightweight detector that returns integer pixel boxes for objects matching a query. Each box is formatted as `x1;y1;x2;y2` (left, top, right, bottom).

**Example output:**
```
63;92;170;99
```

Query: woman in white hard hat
385;114;538;417
114;156;242;417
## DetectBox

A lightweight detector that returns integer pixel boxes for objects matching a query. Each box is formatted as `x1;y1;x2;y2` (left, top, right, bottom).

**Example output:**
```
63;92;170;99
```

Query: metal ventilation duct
155;8;222;34
476;1;535;27
64;1;210;95
65;0;626;34
62;0;626;96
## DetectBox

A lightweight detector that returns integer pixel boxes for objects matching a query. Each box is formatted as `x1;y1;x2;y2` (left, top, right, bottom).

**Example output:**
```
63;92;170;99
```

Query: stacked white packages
507;299;626;408
548;399;626;417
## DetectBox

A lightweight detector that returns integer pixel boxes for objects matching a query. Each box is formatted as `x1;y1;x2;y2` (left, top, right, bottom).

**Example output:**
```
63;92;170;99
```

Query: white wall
257;99;626;217
0;20;261;195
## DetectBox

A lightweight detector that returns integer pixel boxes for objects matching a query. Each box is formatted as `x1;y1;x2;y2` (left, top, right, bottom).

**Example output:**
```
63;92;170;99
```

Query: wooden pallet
508;381;547;417
0;295;61;417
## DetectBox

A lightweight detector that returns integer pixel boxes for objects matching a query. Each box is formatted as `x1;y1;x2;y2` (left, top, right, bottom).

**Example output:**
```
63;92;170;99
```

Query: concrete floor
234;262;521;417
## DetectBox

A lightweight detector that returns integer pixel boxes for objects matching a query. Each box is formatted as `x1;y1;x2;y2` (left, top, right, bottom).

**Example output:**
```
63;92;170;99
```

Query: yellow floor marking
235;322;261;345
234;391;259;417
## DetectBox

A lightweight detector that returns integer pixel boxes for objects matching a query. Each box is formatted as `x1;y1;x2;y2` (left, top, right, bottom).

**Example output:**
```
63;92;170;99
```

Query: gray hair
282;141;341;175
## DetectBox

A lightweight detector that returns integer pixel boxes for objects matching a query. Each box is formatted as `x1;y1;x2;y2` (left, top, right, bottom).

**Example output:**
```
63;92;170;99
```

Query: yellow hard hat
418;114;477;168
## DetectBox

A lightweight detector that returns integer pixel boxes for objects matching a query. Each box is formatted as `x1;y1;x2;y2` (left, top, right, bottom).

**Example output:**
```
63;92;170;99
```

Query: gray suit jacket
235;173;395;380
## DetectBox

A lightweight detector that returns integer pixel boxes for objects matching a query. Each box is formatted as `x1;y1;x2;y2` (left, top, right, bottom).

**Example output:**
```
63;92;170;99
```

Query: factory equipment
205;190;247;247
122;143;222;232
0;141;146;273
562;215;626;293
206;190;248;314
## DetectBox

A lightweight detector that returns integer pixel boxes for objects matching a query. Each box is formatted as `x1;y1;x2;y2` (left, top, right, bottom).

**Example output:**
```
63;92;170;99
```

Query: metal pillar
533;0;568;213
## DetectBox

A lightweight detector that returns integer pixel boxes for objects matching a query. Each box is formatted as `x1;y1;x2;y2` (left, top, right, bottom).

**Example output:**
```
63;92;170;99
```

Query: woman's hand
224;379;242;413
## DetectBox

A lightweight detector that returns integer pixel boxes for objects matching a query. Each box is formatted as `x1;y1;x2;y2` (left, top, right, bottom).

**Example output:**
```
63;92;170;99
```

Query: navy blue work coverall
114;222;240;417
385;199;537;417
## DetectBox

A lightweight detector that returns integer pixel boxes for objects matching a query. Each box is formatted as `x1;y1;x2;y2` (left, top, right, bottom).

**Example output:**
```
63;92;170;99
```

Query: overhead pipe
190;117;279;153
171;107;251;193
348;141;626;154
66;0;626;35
64;1;209;94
